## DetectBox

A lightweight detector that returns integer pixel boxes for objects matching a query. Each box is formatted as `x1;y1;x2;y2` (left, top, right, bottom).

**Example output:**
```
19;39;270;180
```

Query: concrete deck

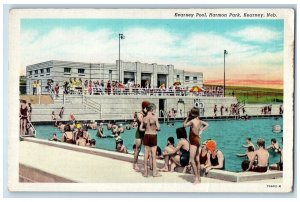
19;139;282;184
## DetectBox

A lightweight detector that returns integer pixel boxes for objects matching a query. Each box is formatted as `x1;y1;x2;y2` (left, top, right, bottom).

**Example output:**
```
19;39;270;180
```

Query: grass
205;85;283;104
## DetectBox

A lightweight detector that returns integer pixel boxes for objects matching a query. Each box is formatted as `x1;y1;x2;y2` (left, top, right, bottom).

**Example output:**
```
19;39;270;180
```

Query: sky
21;19;284;89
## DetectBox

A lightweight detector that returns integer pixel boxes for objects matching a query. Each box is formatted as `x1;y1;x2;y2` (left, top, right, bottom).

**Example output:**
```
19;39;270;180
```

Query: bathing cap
142;101;150;109
206;140;217;154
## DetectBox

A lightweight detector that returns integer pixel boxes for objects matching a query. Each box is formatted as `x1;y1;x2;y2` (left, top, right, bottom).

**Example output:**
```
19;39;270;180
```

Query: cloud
230;26;282;43
20;26;283;88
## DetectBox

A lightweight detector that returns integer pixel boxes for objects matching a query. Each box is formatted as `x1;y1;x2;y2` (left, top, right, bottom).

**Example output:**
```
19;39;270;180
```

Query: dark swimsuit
20;107;28;119
200;150;208;165
180;147;190;167
135;112;145;139
210;150;225;169
189;127;200;147
250;166;268;172
143;134;157;147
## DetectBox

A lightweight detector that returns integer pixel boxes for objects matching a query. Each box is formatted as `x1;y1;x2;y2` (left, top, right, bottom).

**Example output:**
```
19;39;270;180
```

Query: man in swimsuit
266;138;281;153
140;103;161;177
246;138;269;172
183;107;209;184
243;137;256;150
133;101;150;171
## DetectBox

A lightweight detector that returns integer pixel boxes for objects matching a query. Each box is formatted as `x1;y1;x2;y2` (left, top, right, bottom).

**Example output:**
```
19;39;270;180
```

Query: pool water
34;118;283;172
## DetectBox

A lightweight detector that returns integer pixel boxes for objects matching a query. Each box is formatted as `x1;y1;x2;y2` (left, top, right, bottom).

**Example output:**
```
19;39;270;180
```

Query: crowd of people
213;103;246;118
22;95;283;184
32;78;225;97
237;137;283;172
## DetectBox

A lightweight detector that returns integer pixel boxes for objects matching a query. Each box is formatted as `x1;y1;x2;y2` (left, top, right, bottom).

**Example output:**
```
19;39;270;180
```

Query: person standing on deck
132;101;150;171
183;107;209;184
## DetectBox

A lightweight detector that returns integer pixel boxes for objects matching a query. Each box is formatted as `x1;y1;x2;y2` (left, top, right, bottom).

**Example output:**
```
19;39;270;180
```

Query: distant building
25;60;203;94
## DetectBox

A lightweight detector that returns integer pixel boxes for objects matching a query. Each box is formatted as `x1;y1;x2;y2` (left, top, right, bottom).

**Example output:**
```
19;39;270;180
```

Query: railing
159;110;167;123
62;87;224;97
21;122;37;137
83;95;101;119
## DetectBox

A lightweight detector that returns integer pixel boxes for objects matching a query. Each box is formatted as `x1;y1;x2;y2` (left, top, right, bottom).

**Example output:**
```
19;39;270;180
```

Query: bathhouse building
25;60;203;94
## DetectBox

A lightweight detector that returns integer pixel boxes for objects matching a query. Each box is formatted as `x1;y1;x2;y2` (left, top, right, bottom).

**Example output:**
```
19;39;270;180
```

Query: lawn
205;85;283;104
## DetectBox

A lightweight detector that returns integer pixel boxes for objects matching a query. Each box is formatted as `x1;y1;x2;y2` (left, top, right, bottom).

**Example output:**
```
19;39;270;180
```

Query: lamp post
223;50;228;97
119;33;125;82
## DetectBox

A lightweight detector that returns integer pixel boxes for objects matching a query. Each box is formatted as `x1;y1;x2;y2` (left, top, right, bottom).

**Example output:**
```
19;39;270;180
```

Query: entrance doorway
141;73;151;88
157;74;167;88
159;99;166;117
123;71;135;85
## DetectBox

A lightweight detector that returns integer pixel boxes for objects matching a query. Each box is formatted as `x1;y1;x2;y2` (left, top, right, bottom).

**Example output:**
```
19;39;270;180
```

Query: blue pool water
34;118;283;172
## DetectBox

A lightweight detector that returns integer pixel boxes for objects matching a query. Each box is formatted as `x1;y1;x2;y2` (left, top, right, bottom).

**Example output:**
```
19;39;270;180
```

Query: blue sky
21;19;284;88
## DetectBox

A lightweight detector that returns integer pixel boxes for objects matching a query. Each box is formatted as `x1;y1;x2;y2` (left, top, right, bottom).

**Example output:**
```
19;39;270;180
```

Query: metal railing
83;95;102;119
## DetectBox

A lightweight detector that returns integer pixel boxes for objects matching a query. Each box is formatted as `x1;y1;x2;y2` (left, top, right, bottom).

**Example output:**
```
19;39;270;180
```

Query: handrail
159;110;167;123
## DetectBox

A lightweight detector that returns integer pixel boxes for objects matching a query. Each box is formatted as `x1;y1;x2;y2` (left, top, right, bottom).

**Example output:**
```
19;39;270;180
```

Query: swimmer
76;130;87;146
266;138;281;153
116;139;128;154
243;137;256;150
237;146;256;161
89;120;97;130
49;133;61;142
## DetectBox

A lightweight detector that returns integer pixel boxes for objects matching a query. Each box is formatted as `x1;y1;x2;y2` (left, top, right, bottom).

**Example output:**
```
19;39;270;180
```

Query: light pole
223;50;228;97
119;33;125;82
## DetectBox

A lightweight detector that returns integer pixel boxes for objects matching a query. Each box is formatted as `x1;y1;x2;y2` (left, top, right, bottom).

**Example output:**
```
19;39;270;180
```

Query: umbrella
173;81;181;86
190;86;203;92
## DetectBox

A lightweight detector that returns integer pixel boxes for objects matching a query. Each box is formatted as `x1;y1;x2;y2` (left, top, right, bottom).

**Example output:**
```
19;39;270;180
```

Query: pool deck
19;138;283;185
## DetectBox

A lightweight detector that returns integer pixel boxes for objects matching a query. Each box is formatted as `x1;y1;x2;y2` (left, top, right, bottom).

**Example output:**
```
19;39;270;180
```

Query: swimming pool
34;117;283;172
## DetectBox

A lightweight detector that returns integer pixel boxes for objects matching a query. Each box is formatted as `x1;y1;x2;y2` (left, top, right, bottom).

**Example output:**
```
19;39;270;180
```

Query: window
34;70;38;74
64;68;71;73
177;75;180;79
193;77;197;83
78;69;85;74
46;68;50;73
40;69;44;74
185;76;189;81
29;71;32;75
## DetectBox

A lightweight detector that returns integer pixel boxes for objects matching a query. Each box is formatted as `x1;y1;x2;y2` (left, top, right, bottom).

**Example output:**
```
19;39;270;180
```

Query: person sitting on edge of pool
246;138;269;173
266;138;281;153
204;140;225;173
160;127;190;172
243;137;256;150
158;137;176;171
116;139;128;154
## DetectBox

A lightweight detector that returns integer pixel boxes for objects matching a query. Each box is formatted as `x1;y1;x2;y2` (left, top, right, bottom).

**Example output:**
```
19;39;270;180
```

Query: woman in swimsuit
20;100;28;136
204;140;225;173
183;107;209;184
160;127;190;172
199;141;209;172
63;124;74;144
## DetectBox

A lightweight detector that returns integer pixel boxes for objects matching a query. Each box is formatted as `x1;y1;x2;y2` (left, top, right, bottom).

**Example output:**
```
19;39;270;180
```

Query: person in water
269;148;283;171
246;138;269;173
139;103;161;177
49;133;61;142
116;139;128;154
243;137;256;150
204;140;225;173
237;145;256;161
160;127;190;172
183;107;209;184
266;138;281;153
133;101;150;171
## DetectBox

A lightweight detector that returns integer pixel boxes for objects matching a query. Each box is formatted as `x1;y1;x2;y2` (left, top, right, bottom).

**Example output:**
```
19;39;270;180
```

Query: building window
40;69;44;74
185;76;189;81
29;71;32;75
109;70;112;81
177;75;180;79
46;68;50;73
78;69;85;74
34;70;38;74
193;77;197;83
64;68;71;73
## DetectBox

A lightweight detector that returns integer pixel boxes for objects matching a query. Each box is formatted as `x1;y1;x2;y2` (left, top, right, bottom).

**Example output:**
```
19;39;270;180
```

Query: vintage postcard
9;8;294;192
